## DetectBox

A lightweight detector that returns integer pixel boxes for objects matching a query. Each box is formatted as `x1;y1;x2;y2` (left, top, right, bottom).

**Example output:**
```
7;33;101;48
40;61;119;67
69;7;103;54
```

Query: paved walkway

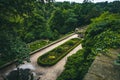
33;44;82;80
0;34;82;80
83;49;120;80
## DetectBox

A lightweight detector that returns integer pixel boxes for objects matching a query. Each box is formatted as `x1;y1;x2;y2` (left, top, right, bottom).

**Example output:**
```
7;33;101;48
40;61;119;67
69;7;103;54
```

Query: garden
28;40;51;52
37;38;81;66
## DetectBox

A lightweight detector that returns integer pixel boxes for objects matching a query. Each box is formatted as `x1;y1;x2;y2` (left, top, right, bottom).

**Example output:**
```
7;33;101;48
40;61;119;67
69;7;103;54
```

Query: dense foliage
57;12;120;80
1;1;120;43
0;0;120;79
83;12;120;65
83;12;120;53
37;38;81;66
57;49;96;80
0;31;30;66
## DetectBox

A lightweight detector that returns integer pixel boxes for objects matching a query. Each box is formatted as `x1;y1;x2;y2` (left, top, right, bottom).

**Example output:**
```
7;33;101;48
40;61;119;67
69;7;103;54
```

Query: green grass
28;40;51;52
37;38;81;66
28;32;74;52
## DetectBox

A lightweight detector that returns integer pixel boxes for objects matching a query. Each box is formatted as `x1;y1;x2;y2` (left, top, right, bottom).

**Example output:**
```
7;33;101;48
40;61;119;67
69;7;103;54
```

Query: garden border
37;39;81;66
0;33;75;70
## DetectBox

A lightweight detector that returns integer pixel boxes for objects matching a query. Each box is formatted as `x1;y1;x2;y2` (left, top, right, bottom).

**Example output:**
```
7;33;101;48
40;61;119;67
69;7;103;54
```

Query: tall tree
0;31;30;64
0;31;31;80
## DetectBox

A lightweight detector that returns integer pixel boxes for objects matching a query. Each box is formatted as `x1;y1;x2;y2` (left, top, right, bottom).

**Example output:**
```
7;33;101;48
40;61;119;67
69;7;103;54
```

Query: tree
82;12;120;56
49;8;77;34
0;31;32;80
0;31;30;65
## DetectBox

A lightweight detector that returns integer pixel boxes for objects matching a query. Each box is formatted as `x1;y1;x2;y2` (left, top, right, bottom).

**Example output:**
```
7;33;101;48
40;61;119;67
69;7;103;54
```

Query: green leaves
0;31;30;67
37;38;81;66
49;8;78;34
83;12;120;53
57;49;95;80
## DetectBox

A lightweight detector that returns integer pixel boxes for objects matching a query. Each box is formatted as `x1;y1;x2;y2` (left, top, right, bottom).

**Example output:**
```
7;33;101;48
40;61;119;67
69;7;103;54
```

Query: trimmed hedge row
37;38;81;66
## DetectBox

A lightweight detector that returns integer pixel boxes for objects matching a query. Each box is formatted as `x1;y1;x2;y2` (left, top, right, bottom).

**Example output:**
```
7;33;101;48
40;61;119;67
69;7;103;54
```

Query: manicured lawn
28;40;51;52
28;32;73;52
37;38;81;66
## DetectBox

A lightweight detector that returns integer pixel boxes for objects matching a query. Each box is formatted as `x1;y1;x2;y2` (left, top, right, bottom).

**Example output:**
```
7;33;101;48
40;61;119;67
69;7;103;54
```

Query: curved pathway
0;34;82;80
34;44;82;80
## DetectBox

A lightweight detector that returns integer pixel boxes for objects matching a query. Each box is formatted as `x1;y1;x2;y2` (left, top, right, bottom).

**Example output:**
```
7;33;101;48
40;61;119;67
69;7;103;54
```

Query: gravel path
34;44;82;80
0;34;82;80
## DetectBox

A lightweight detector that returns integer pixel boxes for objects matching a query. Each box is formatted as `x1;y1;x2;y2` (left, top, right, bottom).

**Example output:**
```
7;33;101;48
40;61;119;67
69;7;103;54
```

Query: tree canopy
0;0;120;79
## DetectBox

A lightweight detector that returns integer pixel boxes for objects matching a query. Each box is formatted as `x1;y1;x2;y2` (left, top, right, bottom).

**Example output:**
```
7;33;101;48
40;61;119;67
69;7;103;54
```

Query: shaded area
4;68;34;80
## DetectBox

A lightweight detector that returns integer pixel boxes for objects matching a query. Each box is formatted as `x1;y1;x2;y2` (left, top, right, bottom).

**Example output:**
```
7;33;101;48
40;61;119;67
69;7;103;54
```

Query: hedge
0;33;75;70
37;38;81;66
56;49;96;80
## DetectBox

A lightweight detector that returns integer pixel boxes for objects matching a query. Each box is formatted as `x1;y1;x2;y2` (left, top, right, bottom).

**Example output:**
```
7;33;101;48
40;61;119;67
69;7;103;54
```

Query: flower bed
37;38;81;66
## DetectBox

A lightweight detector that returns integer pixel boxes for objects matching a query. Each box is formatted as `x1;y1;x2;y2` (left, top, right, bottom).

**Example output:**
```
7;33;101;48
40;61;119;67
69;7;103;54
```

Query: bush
66;41;74;46
83;12;120;51
57;12;120;80
57;49;96;80
55;47;64;53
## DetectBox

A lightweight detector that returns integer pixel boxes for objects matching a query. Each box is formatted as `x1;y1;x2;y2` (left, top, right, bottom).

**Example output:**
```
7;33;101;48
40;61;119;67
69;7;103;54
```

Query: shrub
55;47;64;53
57;49;96;80
49;56;56;60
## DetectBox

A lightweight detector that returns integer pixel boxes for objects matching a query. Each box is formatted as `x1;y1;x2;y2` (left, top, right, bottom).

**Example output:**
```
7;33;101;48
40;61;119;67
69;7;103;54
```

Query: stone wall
83;49;120;80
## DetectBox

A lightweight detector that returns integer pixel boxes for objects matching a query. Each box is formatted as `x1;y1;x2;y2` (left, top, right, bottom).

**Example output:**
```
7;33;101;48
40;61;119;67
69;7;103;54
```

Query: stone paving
83;49;120;80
